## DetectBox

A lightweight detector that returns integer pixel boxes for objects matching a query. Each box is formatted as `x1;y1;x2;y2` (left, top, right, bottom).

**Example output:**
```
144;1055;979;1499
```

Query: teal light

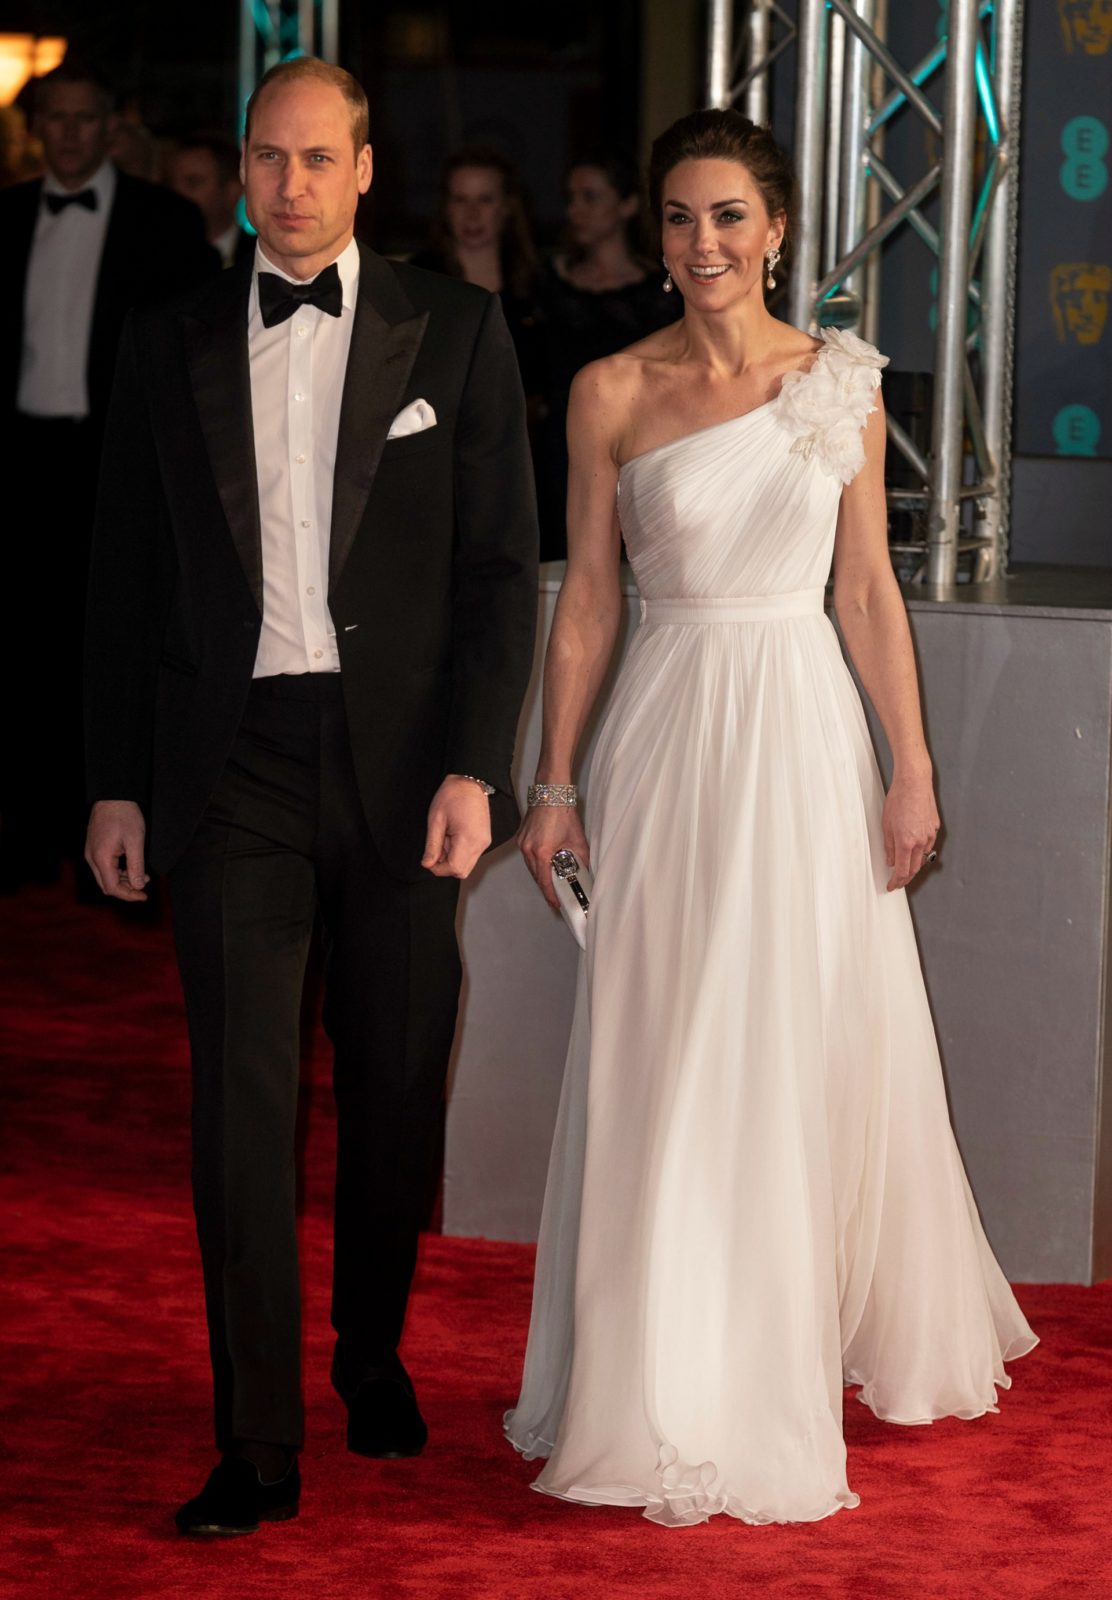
974;39;1000;144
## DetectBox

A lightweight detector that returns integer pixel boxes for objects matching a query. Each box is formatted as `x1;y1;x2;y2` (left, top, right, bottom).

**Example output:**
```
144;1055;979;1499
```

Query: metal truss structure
237;0;340;130
707;0;1025;587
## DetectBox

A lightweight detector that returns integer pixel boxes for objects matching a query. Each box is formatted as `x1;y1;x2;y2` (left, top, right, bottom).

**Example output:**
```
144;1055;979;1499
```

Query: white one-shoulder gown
504;330;1036;1527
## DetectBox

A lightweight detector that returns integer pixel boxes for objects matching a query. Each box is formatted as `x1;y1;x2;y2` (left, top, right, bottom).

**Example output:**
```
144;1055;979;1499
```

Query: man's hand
422;776;493;879
85;800;150;901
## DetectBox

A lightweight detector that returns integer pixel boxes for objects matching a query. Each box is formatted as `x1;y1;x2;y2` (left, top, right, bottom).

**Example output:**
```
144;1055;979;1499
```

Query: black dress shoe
347;1376;428;1459
175;1456;300;1536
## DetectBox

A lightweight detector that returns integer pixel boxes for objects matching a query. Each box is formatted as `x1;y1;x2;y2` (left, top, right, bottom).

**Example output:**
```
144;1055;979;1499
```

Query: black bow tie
258;263;343;328
45;188;97;215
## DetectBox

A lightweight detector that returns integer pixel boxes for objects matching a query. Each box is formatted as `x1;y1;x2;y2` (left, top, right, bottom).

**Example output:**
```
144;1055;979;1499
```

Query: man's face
242;80;371;278
167;148;241;240
35;81;114;189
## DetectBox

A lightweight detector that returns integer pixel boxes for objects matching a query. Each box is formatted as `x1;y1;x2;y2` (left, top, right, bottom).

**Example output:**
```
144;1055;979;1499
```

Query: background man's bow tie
45;189;97;215
258;263;343;328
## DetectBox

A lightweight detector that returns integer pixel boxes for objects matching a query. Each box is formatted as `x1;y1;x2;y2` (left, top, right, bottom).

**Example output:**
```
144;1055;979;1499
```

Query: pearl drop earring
662;255;674;293
765;247;781;290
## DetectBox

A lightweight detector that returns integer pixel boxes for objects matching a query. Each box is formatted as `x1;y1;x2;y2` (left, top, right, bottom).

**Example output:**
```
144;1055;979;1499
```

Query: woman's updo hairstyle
649;109;796;259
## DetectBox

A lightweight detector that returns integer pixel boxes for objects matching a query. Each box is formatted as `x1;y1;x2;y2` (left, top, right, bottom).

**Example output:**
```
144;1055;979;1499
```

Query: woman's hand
519;806;591;910
882;768;940;891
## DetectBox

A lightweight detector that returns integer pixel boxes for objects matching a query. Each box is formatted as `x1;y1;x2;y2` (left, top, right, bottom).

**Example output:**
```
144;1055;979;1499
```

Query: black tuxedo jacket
0;168;217;428
84;245;539;877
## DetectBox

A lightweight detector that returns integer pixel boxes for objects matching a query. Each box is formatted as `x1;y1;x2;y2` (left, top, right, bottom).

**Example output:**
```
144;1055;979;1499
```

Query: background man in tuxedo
166;132;255;269
0;59;216;893
84;58;537;1535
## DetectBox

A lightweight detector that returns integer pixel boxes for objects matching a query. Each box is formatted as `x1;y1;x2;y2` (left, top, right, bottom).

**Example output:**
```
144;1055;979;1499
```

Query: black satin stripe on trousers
170;673;461;1450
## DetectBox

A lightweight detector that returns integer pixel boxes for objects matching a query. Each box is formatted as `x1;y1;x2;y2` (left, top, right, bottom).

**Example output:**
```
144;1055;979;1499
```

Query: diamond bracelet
527;783;578;808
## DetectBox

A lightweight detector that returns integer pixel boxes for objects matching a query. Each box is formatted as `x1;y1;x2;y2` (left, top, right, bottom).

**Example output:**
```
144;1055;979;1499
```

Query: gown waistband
640;588;825;624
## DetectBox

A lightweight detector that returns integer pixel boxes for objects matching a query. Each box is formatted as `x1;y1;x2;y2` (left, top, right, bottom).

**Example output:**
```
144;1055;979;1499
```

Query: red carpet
1;878;1109;1599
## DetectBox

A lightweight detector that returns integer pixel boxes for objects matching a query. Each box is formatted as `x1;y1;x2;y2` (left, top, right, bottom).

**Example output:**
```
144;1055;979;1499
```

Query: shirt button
301;519;311;528
295;453;306;464
297;325;308;337
293;392;305;402
306;586;316;596
313;649;323;659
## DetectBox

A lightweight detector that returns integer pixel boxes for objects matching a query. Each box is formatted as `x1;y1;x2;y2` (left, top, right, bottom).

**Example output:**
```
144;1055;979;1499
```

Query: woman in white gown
505;110;1035;1528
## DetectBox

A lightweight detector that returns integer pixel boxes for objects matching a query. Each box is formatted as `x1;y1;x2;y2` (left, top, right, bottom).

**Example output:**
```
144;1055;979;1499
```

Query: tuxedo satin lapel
184;277;263;612
329;263;428;592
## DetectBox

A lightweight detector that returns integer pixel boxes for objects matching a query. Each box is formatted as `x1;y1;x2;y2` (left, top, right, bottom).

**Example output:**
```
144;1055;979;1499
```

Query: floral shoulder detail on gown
774;328;889;486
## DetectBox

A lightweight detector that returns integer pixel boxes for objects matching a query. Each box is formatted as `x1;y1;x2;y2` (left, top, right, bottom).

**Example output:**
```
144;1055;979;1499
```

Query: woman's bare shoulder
776;328;825;367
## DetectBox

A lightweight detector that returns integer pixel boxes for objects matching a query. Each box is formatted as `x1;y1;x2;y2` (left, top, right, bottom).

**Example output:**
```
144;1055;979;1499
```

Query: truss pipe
837;0;874;315
925;0;981;589
788;0;829;332
823;10;846;277
707;0;733;109
745;1;772;124
979;0;1024;579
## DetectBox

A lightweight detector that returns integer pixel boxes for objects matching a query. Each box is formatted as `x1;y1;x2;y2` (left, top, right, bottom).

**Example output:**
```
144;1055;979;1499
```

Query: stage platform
445;565;1112;1285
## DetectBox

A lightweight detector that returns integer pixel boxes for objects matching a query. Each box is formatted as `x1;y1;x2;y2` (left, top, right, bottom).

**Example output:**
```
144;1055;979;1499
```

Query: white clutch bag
551;848;593;950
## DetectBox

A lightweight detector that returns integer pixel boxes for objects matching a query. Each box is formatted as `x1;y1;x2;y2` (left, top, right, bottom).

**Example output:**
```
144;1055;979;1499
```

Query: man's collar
42;159;116;206
253;235;359;311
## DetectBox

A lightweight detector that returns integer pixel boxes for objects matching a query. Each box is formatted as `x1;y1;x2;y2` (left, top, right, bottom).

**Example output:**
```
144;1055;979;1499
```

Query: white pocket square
387;398;437;439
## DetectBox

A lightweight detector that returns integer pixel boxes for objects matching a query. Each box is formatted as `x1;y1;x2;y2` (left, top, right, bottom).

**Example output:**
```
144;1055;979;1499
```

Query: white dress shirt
249;237;359;677
17;160;116;418
213;222;243;269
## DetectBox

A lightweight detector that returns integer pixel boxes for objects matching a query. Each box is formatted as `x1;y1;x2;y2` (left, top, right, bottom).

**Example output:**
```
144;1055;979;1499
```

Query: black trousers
170;674;461;1450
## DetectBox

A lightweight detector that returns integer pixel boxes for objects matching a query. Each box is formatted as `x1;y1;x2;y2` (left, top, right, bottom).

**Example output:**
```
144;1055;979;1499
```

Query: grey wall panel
444;580;641;1242
865;607;1112;1281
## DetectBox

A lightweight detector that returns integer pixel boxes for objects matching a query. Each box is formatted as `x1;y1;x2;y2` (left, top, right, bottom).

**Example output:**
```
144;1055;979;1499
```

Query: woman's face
445;166;509;252
660;157;784;308
565;165;638;248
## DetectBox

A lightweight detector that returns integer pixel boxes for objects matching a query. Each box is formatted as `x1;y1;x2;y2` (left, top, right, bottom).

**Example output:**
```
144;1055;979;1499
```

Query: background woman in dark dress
410;145;541;400
536;150;682;560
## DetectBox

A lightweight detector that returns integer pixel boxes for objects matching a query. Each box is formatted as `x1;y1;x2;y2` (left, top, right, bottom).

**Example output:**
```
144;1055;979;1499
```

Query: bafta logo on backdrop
1049;262;1112;345
1058;0;1112;54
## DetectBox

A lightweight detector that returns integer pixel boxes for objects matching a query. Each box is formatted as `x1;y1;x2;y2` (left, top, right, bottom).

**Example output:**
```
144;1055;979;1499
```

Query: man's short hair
35;58;117;114
244;58;369;156
173;131;241;186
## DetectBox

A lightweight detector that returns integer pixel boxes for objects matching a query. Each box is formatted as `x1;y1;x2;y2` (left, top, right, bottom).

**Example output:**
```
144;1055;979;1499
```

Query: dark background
8;0;654;251
8;0;1111;559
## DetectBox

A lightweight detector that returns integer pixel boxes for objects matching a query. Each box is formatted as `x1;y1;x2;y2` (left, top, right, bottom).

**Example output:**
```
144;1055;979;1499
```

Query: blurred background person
109;112;159;181
410;145;540;404
0;58;217;896
534;151;681;561
165;131;253;269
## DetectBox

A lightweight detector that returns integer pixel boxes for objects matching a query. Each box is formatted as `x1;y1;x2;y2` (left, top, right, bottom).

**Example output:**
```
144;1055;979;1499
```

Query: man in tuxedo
84;58;537;1535
166;133;256;269
0;59;216;892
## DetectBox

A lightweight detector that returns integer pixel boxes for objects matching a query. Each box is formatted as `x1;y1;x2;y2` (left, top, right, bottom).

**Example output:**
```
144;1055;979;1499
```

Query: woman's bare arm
832;397;940;889
519;360;628;905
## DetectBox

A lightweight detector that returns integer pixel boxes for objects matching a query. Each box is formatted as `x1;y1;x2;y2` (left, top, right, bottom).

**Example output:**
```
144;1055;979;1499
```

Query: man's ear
357;142;373;195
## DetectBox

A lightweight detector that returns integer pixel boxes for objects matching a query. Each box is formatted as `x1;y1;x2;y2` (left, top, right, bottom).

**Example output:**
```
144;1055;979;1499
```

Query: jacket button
243;620;255;631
